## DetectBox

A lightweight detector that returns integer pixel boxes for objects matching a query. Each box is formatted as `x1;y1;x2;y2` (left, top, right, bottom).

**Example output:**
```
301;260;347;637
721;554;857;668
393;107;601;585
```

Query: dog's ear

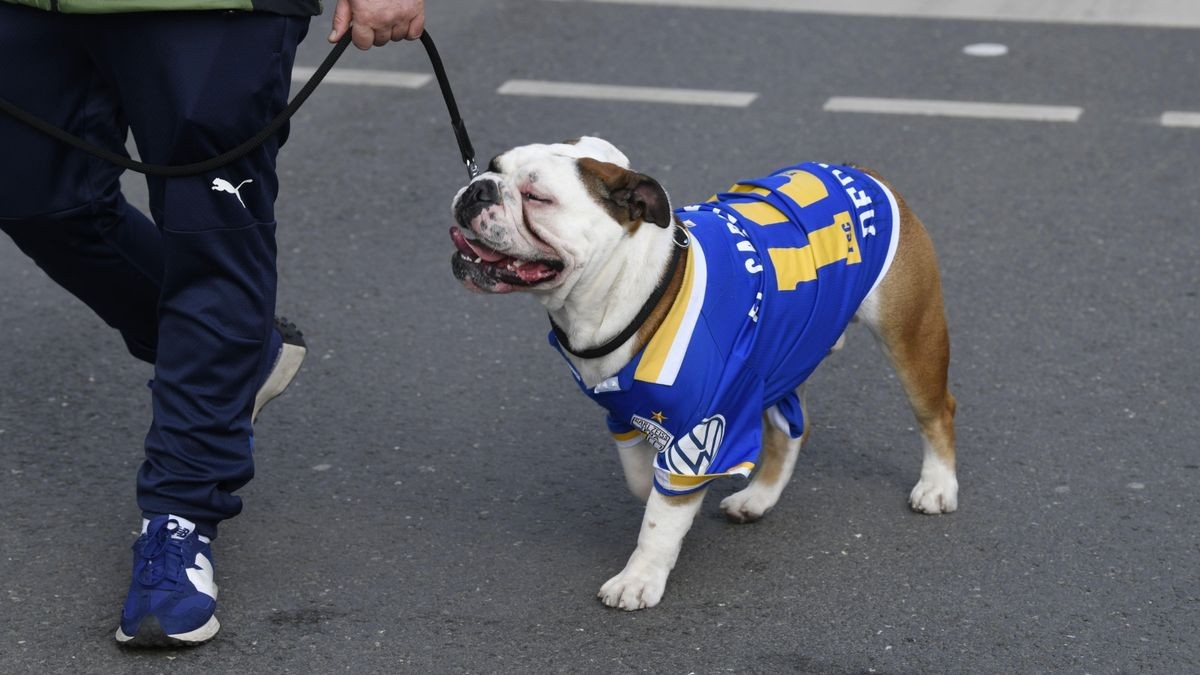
577;157;671;230
563;136;631;167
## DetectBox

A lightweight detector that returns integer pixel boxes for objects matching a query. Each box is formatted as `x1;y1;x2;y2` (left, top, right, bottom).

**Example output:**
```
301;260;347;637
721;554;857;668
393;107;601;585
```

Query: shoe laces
134;519;188;588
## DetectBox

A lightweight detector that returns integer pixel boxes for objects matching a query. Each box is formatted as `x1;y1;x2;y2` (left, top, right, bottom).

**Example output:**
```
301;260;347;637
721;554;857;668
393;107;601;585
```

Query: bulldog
448;137;957;611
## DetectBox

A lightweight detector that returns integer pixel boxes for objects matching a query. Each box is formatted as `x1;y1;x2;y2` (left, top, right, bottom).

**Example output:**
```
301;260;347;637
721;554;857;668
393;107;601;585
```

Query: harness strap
551;226;689;360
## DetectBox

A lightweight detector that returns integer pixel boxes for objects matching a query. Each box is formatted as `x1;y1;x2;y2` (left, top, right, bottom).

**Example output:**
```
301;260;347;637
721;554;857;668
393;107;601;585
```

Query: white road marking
497;79;757;107
824;96;1082;123
292;66;431;89
963;43;1009;57
543;0;1200;29
1161;111;1200;128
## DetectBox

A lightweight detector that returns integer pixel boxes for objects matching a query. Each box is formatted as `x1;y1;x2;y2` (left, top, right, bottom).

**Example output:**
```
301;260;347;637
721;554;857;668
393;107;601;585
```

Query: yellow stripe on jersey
717;169;830;226
730;201;788;225
725;461;755;477
635;236;700;384
661;461;757;488
706;182;767;202
727;183;768;195
776;169;829;207
612;429;642;442
767;211;862;292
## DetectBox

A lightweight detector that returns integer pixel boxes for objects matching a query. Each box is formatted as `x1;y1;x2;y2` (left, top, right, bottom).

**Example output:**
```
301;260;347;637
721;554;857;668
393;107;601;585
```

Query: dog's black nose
462;179;501;207
455;179;503;227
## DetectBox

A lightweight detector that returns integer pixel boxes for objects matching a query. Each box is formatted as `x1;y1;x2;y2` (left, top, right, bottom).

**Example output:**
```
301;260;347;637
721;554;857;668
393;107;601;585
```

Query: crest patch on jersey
631;414;674;451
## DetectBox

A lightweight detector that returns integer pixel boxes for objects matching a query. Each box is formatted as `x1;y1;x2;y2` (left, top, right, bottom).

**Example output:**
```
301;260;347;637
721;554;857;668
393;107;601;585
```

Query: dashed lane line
824;96;1083;123
541;0;1200;29
292;66;431;89
1161;111;1200;128
496;79;758;107
289;68;1196;131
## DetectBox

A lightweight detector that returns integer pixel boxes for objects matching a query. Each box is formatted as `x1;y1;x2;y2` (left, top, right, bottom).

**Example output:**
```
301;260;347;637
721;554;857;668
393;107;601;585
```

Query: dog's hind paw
909;469;959;514
719;487;778;523
598;564;668;611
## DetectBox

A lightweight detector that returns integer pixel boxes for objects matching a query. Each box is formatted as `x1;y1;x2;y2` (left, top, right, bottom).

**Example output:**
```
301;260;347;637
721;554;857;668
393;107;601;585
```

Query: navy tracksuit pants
0;5;310;537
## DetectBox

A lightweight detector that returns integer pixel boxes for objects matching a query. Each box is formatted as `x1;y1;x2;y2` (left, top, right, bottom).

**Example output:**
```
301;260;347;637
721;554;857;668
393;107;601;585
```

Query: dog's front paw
909;466;959;514
598;560;669;611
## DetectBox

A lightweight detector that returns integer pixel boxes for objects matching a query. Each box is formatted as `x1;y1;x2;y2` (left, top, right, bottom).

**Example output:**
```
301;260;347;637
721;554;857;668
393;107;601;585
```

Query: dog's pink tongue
449;226;507;263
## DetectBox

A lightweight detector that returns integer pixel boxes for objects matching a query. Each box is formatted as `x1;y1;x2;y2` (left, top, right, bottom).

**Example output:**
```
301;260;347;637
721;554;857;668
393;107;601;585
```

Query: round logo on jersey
667;415;726;475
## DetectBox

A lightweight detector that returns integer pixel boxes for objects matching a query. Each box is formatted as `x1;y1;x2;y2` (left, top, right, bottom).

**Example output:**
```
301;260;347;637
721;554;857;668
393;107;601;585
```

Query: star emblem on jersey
651;410;667;423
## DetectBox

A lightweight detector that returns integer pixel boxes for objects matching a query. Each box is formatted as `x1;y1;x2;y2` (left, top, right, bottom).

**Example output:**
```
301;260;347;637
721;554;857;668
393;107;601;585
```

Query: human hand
329;0;426;50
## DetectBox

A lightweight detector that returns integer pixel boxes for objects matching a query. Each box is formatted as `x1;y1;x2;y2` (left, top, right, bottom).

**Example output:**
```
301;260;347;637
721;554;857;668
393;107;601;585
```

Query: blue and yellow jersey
550;162;900;495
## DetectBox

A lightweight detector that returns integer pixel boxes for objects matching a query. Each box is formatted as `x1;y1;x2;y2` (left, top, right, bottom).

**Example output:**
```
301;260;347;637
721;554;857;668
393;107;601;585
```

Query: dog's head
449;136;673;295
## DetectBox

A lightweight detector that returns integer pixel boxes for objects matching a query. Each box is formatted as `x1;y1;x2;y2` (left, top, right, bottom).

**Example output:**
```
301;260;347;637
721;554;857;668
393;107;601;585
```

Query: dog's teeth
473;257;482;263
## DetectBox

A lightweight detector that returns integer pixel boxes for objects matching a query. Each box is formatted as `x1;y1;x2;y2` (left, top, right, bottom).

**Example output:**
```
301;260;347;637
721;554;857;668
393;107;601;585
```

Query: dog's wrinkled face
449;136;671;294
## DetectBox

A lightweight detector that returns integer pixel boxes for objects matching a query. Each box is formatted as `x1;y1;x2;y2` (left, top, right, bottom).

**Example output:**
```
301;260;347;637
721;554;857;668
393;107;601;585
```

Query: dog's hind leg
855;178;958;514
719;387;808;523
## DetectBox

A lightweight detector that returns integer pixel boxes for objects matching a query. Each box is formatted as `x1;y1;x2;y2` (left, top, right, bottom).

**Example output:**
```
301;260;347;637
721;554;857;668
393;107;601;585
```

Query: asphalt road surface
2;1;1198;672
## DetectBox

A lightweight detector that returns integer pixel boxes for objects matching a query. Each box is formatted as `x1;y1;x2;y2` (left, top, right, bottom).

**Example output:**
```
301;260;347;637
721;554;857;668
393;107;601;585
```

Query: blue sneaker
115;515;219;646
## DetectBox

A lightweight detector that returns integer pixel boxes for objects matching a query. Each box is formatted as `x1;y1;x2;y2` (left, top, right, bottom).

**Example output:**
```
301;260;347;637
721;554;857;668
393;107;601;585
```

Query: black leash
418;31;478;179
0;30;479;180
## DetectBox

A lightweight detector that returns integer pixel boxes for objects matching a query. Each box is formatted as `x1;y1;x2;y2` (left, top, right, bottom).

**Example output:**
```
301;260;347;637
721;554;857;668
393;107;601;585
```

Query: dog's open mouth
449;226;564;288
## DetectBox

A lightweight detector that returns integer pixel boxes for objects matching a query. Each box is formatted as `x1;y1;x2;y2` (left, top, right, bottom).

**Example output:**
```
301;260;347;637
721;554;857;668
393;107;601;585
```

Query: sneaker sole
115;615;220;647
252;334;307;423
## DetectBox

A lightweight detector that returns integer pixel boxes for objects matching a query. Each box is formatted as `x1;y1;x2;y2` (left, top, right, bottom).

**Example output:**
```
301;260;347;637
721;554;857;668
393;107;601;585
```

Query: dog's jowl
449;136;957;611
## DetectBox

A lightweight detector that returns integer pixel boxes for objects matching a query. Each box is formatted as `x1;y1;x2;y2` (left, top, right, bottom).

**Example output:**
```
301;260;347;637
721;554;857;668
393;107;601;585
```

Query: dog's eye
522;192;552;204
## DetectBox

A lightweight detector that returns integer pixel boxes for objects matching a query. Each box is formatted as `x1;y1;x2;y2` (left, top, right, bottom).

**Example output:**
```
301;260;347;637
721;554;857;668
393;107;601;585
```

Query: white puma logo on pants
211;178;254;208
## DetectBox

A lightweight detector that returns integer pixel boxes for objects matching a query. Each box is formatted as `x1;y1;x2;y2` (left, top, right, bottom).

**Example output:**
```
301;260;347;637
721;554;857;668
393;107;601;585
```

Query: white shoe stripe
187;552;218;600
